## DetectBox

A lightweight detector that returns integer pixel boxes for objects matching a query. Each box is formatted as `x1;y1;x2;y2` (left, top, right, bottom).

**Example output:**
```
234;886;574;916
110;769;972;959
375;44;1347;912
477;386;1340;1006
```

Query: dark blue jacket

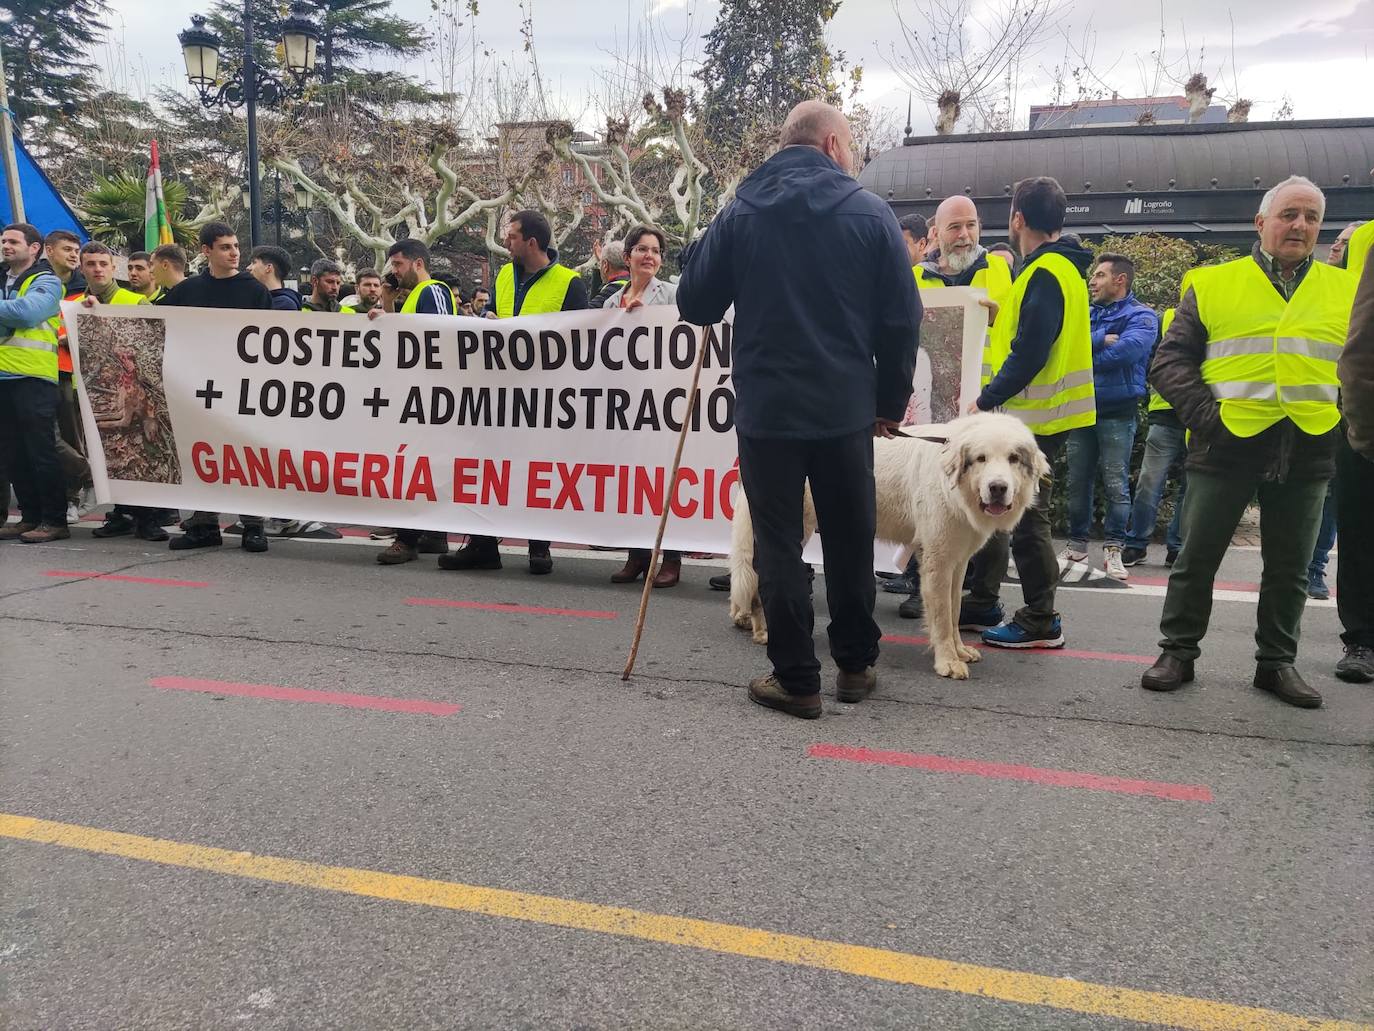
270;287;302;311
676;146;920;439
1089;291;1158;412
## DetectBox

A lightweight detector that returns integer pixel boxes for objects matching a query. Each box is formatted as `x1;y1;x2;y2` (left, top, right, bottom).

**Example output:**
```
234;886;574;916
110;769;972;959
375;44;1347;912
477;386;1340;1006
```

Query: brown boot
651;558;681;588
611;555;650;583
376;540;418;565
19;524;71;543
0;521;38;541
748;674;822;719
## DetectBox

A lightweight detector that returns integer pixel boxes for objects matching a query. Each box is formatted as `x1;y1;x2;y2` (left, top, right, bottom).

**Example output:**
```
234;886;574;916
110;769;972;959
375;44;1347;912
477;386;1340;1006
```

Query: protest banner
67;289;982;553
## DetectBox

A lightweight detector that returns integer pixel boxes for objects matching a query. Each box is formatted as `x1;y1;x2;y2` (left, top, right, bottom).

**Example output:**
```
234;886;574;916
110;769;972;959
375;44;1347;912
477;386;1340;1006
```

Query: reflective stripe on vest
494;262;579;318
983;250;1095;435
399;279;456;315
1191;257;1355;438
0;271;61;382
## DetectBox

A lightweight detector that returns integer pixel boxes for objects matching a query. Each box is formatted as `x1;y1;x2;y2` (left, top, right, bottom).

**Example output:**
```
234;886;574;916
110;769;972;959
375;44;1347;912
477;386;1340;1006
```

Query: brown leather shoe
0;521;37;541
611;556;650;583
836;666;877;703
376;540;418;565
1141;654;1194;692
748;674;822;719
18;524;71;543
651;558;681;588
1254;667;1322;709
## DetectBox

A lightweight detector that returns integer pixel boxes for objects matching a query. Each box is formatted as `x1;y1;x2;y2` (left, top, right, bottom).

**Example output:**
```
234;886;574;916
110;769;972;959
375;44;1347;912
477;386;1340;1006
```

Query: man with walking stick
676;100;922;719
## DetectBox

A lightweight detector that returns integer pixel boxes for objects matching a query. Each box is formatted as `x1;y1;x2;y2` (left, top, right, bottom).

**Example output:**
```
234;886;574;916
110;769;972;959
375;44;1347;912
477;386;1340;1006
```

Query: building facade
858;118;1374;251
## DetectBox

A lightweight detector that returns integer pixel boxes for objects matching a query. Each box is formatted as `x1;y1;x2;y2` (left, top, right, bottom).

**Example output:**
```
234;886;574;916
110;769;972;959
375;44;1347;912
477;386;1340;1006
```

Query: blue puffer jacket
1089;292;1159;411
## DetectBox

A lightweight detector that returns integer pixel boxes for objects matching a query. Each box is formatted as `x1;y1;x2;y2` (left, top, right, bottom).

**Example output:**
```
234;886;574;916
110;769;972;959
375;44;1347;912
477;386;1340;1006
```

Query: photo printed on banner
76;313;182;485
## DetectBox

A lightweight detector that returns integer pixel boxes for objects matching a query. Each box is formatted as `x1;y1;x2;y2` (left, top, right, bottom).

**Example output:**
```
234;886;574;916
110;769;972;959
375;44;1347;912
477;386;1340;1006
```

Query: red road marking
881;633;1153;665
150;676;460;716
45;570;210;588
808;744;1213;802
405;597;619;619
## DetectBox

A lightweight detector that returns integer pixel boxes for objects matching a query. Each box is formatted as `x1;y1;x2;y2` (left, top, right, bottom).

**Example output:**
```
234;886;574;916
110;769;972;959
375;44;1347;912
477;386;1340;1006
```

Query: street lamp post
179;1;319;247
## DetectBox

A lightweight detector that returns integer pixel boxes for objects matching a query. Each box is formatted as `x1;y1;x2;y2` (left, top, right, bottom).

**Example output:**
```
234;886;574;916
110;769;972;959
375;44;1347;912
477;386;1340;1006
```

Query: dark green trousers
1159;469;1327;669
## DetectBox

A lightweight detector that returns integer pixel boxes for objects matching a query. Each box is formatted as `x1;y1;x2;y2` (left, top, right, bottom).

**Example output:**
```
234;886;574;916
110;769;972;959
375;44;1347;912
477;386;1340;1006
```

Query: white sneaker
1057;545;1088;573
1103;545;1129;581
66;503;80;524
75;487;97;518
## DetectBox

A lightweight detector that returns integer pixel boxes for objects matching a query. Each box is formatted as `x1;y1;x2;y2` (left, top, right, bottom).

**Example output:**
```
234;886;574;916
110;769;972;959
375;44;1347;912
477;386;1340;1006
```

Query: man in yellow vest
1335;226;1374;683
914;196;1014;306
892;200;1011;619
1343;214;1374;283
964;176;1096;649
1122;272;1197;569
0;222;68;543
1145;175;1356;708
72;242;172;542
444;209;588;575
364;238;457;566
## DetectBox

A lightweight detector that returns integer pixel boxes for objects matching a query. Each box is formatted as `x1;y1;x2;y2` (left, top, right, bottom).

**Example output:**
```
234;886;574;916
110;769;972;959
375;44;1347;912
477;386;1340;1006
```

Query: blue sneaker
982;618;1065;649
958;602;1005;632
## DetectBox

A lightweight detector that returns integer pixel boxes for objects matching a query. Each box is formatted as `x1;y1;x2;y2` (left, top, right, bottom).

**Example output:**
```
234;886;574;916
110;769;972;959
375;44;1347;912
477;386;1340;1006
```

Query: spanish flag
144;139;174;251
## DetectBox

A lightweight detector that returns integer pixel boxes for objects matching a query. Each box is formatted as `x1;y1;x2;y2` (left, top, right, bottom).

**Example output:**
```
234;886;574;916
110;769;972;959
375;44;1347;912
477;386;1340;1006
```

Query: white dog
729;412;1048;680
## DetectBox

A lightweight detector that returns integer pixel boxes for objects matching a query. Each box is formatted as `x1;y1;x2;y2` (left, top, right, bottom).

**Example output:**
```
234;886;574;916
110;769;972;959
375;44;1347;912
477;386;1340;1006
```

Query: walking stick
622;326;711;680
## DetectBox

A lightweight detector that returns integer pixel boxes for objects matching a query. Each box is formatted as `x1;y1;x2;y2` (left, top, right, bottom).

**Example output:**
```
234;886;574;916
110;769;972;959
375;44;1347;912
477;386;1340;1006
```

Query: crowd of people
3;99;1373;718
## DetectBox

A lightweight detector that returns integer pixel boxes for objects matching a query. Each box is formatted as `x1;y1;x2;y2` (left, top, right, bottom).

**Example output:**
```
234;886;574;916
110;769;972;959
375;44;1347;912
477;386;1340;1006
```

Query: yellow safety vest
1190;257;1355;437
398;278;456;315
913;255;1012;304
0;270;62;382
75;287;149;307
494;262;578;318
983;251;1095;435
1147;307;1176;413
1346;219;1374;284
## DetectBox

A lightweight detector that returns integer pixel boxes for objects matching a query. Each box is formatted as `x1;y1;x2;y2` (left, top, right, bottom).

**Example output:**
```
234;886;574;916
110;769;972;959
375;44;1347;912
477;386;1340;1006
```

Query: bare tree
887;0;1060;135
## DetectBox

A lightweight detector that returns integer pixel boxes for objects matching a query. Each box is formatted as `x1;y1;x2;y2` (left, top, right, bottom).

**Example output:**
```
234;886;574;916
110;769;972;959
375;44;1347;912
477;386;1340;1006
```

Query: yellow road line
2;812;1366;1031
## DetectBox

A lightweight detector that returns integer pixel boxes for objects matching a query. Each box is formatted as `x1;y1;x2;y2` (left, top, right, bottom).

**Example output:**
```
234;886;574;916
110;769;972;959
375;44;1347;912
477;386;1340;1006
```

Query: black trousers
738;428;880;695
1336;433;1374;648
0;377;66;526
964;431;1065;634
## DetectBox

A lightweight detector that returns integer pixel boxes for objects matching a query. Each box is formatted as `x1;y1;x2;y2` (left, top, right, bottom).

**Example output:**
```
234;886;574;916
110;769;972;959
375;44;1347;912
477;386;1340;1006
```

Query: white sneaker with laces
1103;545;1129;581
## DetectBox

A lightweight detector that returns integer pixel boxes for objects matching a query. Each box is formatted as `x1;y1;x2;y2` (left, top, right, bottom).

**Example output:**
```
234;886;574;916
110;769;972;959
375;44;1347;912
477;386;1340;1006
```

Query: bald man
678;99;921;719
916;196;1013;309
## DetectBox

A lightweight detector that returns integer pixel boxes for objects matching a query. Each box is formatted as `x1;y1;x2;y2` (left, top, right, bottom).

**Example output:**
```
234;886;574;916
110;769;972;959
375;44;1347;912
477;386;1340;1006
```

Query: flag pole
0;44;25;222
621;324;711;681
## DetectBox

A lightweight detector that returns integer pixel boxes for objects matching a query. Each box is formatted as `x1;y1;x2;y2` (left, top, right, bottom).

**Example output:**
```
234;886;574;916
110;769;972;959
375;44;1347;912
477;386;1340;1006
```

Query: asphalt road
2;522;1370;1030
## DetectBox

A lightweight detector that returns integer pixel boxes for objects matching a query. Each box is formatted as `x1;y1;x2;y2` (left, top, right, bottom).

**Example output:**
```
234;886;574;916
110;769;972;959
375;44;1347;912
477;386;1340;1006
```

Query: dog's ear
942;439;967;485
1030;445;1051;481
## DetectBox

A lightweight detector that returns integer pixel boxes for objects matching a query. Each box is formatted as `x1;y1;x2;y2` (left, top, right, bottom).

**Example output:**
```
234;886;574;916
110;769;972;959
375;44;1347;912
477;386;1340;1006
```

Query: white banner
68;288;984;553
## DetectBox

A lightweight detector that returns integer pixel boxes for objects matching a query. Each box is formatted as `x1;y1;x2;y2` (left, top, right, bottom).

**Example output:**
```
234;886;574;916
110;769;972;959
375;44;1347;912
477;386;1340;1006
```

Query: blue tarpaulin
1;133;88;240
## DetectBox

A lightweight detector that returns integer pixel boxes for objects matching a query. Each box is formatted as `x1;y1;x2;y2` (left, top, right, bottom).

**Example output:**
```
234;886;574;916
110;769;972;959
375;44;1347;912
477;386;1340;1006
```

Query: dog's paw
731;610;752;630
957;643;981;663
934;657;970;680
751;628;769;645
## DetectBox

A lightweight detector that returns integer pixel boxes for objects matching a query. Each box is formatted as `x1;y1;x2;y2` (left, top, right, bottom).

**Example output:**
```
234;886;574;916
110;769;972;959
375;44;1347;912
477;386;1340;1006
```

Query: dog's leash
891;428;950;444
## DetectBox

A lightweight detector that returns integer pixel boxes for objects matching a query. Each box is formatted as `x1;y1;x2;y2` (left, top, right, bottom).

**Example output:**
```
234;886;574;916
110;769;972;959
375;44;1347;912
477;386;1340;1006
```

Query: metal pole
0;44;25;223
274;168;281;246
243;0;262;247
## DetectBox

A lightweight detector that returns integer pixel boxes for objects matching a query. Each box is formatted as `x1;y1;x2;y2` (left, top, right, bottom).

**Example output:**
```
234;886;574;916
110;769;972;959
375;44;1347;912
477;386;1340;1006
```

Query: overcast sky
99;0;1374;134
